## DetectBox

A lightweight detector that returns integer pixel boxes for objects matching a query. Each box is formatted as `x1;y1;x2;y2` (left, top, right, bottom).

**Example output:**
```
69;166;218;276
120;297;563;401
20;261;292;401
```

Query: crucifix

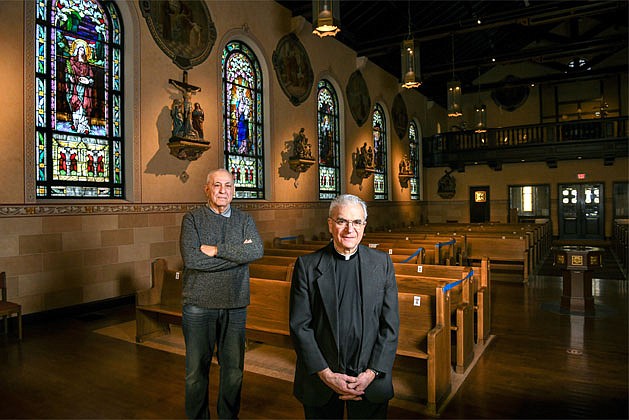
169;70;203;140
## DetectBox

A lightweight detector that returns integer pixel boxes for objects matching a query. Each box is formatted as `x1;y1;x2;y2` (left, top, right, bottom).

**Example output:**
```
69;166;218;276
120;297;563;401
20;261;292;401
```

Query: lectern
553;246;603;314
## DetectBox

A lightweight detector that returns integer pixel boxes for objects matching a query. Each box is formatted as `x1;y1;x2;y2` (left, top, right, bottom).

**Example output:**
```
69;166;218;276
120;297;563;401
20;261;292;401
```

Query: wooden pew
466;235;529;282
135;259;294;346
397;289;451;415
249;262;294;281
396;271;474;373
135;258;183;343
394;258;491;346
247;278;292;348
259;247;492;346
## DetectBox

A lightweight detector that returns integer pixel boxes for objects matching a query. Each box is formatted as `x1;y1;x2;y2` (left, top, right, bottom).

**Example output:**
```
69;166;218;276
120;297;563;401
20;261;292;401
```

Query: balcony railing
424;116;628;168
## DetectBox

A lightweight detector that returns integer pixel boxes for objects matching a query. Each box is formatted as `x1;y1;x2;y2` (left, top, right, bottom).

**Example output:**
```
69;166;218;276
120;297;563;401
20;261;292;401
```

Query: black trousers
303;394;388;419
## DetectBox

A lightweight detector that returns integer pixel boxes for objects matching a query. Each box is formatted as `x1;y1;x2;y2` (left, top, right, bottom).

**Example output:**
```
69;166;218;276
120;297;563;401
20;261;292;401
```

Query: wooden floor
1;255;627;419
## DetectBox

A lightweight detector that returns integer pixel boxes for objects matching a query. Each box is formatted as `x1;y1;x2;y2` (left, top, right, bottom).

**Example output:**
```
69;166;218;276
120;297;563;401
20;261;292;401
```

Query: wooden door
558;183;604;240
470;186;490;223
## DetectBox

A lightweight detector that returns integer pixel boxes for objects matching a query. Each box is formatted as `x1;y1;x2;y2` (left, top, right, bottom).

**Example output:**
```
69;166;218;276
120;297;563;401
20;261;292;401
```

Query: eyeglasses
330;217;366;228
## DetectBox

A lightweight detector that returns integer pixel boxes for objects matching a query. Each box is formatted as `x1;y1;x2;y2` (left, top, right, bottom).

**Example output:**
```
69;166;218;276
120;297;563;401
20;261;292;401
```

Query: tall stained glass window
408;121;420;200
35;0;124;198
317;80;340;200
373;104;388;200
222;40;264;199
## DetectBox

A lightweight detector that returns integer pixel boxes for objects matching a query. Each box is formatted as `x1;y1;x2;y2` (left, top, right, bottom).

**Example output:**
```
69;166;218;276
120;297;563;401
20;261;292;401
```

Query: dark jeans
182;305;247;419
303;394;389;419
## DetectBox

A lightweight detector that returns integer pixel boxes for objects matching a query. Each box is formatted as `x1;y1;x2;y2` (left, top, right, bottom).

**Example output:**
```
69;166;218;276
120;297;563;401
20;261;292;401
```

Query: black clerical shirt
333;247;363;376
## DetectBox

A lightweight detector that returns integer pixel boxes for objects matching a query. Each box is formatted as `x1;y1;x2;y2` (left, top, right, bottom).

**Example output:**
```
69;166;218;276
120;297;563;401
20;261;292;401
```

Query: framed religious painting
391;93;409;140
346;70;371;127
139;0;217;70
272;33;314;106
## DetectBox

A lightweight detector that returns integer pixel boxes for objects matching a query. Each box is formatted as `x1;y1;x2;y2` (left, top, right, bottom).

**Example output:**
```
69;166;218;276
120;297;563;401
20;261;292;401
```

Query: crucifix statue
167;71;209;161
169;70;204;141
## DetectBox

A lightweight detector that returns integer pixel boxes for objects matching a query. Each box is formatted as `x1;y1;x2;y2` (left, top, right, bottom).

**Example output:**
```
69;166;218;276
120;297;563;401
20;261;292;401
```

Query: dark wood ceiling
276;1;628;107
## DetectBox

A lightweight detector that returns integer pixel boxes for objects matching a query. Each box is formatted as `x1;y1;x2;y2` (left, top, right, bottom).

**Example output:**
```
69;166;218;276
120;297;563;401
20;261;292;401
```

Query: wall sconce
288;128;316;172
312;0;340;38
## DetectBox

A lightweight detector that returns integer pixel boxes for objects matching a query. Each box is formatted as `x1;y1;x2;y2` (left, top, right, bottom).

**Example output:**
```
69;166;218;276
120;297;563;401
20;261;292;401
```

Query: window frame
35;0;125;199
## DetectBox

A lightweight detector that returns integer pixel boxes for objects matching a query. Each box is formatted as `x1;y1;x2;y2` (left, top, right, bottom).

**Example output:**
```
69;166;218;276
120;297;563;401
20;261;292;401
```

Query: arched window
222;40;264;199
317;80;340;200
373;104;388;200
408;120;420;200
35;0;124;198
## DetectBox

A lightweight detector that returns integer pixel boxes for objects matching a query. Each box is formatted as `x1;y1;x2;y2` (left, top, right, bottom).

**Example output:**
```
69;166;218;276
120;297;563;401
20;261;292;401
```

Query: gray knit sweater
180;205;264;309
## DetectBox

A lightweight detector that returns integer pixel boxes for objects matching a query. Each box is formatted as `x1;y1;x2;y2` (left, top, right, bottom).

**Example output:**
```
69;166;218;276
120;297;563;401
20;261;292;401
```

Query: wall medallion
391;93;408;140
346;70;371;127
139;0;217;70
272;33;314;106
491;75;530;112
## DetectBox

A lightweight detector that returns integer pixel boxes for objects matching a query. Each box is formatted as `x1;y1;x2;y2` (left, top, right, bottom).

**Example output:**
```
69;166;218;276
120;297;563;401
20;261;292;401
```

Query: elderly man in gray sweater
180;168;264;419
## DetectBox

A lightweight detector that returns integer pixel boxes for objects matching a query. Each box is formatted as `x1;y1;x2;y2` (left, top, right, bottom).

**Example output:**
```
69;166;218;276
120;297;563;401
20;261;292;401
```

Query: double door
558;183;604;240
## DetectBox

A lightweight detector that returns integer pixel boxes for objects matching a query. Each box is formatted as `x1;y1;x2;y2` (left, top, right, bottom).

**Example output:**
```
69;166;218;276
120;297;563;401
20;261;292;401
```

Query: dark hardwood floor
1;254;627;419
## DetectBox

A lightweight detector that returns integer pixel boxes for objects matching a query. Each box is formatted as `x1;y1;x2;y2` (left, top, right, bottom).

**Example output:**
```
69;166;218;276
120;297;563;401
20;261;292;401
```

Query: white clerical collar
333;245;359;260
207;204;231;218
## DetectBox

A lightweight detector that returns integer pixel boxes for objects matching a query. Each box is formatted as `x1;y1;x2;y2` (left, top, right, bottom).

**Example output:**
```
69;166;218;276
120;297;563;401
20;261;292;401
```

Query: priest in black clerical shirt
289;194;399;419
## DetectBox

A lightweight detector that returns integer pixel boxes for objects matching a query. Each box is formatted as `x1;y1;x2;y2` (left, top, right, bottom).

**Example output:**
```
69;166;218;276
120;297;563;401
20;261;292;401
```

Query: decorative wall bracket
356;167;375;179
289;157;316;173
168;138;210;161
398;173;413;188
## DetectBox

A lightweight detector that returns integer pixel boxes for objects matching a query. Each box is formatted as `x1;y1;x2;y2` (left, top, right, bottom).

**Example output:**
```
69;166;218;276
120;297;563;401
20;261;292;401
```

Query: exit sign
577;173;586;179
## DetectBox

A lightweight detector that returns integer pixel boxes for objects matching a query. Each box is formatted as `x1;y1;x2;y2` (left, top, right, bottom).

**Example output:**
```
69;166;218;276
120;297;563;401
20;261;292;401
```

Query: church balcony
423;116;628;171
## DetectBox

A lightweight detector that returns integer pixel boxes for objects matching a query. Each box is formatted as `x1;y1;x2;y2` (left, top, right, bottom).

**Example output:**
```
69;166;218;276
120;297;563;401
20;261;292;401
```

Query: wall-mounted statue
167;71;210;160
398;154;414;188
355;141;375;178
437;169;456;199
288;128;315;172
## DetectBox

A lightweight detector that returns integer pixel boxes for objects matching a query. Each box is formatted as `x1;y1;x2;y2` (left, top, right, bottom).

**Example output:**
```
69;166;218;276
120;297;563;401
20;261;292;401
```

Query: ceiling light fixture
447;33;462;118
312;0;340;38
401;1;421;89
474;67;487;133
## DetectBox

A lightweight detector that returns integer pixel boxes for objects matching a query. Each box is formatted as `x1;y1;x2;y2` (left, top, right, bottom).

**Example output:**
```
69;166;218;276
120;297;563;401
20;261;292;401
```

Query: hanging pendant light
474;104;487;133
447;34;462;117
312;0;340;38
474;67;487;133
401;2;421;88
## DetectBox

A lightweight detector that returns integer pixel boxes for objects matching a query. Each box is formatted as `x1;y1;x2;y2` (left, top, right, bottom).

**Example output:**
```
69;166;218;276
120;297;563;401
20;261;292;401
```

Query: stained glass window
222;40;264;199
373;104;388;200
35;0;124;199
409;120;420;200
317;80;340;200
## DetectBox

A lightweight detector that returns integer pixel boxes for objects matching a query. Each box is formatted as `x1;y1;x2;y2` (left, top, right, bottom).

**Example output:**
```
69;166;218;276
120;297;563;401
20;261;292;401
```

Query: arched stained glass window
317;80;340;200
222;40;264;199
408;120;420;200
35;0;124;198
373;104;388;200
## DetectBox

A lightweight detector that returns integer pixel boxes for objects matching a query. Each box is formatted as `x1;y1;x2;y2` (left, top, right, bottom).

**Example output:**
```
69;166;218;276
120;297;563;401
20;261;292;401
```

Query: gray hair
206;168;233;183
329;194;368;220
